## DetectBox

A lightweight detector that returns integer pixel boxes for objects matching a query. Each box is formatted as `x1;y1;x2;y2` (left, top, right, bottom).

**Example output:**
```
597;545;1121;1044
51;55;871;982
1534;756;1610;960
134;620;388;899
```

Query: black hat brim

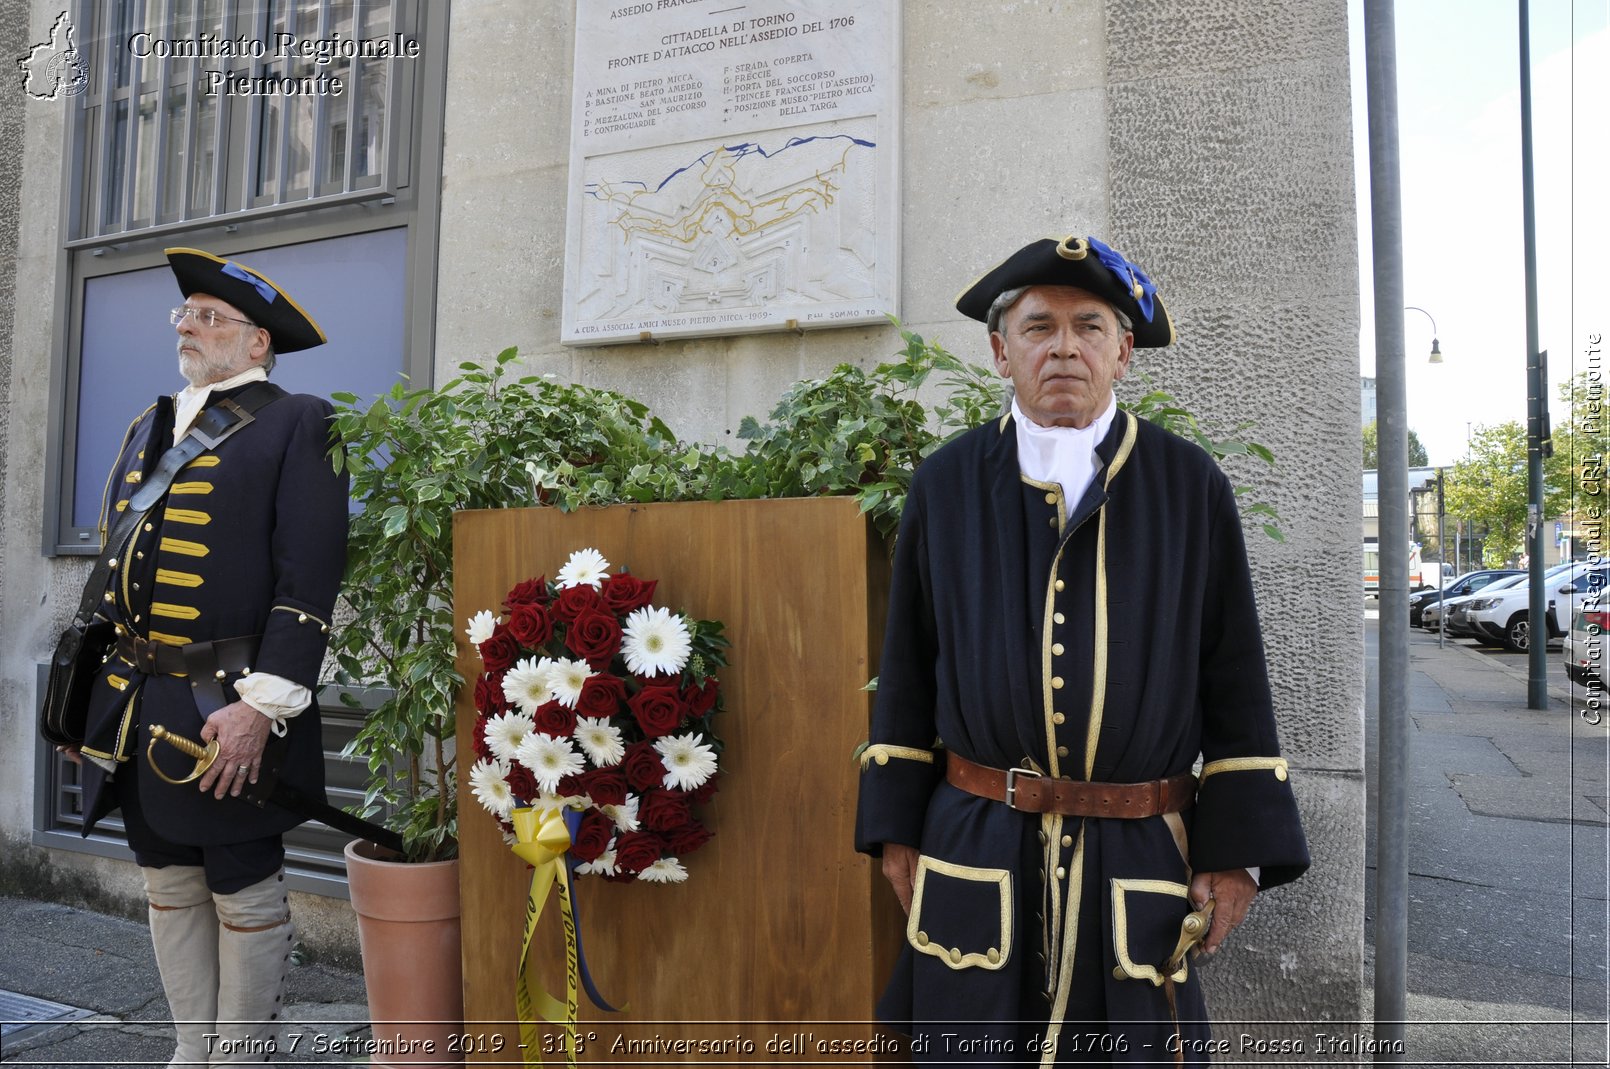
166;248;326;353
955;235;1174;348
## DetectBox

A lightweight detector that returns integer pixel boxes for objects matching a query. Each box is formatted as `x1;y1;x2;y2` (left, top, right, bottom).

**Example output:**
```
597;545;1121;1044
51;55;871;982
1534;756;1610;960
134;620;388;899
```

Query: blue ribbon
1086;236;1157;324
562;808;622;1013
220;262;278;304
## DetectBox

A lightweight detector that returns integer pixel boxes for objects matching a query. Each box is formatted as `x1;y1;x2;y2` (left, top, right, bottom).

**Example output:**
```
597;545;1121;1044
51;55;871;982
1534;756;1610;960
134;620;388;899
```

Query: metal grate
0;989;94;1041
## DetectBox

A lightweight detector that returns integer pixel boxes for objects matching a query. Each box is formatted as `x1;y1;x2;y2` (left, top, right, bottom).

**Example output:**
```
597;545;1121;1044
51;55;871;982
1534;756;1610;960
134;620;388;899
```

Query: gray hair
985;286;1133;336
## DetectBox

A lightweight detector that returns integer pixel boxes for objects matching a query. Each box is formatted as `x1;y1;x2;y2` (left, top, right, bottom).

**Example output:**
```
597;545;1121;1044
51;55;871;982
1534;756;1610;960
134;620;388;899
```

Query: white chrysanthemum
620;606;692;677
546;657;594;710
638;857;689;884
500;825;519;847
502;657;555;714
575;846;619;877
653;732;719;791
575;716;626;767
483;710;535;762
514;733;586;794
556;547;610;590
602;794;640;834
465;610;498;649
469;758;516;819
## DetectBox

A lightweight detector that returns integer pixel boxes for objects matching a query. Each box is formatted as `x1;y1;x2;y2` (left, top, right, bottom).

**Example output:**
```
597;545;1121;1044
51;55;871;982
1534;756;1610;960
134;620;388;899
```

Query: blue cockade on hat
1086;236;1156;324
221;262;278;304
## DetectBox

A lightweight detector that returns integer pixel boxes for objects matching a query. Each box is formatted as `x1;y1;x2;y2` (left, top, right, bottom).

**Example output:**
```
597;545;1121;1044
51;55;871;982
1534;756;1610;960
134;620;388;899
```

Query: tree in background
1443;420;1573;567
1363;418;1428;469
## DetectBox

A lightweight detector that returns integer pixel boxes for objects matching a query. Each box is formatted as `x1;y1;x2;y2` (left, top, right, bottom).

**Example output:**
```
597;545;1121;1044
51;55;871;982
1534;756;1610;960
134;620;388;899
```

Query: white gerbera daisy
514;733;586;794
502;657;555;714
653;732;719;791
575;846;619;877
556;547;610;590
546;657;594;709
469;758;516;819
601;794;641;834
483;710;536;762
620;606;693;677
465;609;498;649
575;716;626;767
638;857;689;884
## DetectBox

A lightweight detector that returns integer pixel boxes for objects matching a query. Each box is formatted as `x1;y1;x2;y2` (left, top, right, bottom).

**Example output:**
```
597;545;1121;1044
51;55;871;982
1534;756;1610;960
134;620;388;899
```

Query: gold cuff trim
1200;757;1289;783
163;508;211;526
159;537;209;558
155;569;204;588
907;856;1012;971
151;602;200;621
859;744;935;769
1110;878;1190;986
273;605;330;628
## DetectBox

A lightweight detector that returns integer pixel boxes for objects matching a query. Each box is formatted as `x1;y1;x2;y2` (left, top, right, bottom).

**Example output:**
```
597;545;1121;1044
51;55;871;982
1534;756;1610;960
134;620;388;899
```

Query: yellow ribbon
511;806;580;1068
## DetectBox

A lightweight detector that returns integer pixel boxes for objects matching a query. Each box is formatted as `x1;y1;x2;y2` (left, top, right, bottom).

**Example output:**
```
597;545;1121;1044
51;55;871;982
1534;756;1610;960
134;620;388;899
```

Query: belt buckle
1004;766;1042;811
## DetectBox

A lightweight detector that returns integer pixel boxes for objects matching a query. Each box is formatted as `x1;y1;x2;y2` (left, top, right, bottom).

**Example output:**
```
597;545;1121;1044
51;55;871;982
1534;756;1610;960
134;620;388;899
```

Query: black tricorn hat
955;234;1175;348
166;247;326;353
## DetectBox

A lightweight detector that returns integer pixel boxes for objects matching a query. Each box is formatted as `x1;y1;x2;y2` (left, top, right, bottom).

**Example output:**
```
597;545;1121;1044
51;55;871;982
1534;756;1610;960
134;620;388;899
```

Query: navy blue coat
79;384;349;846
856;409;1308;1064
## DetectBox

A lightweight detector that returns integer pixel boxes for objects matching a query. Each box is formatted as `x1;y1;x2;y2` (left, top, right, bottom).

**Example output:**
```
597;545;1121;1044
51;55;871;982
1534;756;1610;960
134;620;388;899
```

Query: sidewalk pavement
0;894;370;1066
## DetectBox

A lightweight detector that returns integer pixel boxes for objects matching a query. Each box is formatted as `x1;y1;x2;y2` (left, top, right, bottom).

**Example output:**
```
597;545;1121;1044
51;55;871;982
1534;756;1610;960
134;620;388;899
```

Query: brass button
1044;491;1057;505
1053;612;1065;625
1113;966;1127;980
1052;712;1066;725
915;931;929;946
136;551;145;560
1061;834;1073;848
1048;516;1057;527
948;947;962;964
104;591;114;603
1276;764;1289;781
297;613;309;623
215;670;227;680
1037;830;1048;844
132;582;140;590
1051;676;1064;690
1051;643;1064;656
108;558;118;569
1054;579;1065;592
1055;866;1066;880
1056;745;1069;758
133;614;141;623
987;948;1001;964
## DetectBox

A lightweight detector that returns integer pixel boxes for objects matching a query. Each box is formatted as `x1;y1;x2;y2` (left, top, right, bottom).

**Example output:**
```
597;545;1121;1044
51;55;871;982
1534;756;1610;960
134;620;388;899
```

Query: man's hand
55;745;82;765
1187;868;1257;955
882;842;920;915
196;701;272;799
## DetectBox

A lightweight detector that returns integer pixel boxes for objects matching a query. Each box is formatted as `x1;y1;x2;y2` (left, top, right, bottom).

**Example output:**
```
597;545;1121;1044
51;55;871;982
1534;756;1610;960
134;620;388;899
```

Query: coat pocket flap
1110;878;1190;986
907;855;1012;971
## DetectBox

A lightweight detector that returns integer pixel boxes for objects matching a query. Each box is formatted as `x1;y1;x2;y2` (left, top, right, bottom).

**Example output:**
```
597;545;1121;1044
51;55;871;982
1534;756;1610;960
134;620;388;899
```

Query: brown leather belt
116;632;261;679
946;751;1196;818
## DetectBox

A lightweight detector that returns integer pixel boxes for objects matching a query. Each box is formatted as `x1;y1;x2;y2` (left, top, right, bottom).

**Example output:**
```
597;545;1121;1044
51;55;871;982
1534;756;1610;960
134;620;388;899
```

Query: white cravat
1012;393;1119;505
172;366;268;445
170;365;308;733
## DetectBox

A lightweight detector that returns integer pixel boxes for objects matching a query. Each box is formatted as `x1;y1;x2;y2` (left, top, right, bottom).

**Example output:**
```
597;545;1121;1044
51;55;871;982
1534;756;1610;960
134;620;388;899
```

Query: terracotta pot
344;840;465;1068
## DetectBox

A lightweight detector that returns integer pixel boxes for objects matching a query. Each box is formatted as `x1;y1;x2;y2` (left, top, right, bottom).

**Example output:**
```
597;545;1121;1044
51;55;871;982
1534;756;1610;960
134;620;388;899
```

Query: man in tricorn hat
64;248;348;1065
856;234;1309;1063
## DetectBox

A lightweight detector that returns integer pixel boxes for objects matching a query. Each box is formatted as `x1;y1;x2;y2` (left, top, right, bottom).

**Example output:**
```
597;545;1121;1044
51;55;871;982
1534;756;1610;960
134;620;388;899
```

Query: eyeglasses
170;306;257;329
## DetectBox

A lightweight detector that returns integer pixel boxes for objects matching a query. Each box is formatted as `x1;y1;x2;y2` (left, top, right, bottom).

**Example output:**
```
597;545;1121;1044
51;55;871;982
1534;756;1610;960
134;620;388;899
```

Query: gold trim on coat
907;856;1013;971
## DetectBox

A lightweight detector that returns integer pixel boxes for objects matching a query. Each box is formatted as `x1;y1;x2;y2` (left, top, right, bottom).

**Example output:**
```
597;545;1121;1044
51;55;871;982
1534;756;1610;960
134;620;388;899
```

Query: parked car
1443;573;1529;638
1410;569;1523;627
1465;561;1608;652
1563;601;1609;686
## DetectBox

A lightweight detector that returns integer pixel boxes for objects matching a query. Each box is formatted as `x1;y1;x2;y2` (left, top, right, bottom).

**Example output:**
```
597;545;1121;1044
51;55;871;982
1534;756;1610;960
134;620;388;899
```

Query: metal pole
1364;0;1409;1056
1438;468;1447;649
1519;0;1549;708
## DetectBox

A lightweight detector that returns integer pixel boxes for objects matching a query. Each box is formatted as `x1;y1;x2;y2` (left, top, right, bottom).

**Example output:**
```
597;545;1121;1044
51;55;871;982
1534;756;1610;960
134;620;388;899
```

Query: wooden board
452;499;905;1062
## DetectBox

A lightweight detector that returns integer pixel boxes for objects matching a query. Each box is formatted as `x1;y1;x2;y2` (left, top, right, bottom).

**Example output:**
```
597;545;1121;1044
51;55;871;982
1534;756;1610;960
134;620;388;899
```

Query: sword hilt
146;724;219;784
1163;899;1215;977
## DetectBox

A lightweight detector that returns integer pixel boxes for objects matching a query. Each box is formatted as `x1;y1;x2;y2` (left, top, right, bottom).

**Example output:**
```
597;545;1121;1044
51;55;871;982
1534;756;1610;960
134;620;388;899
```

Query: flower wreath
466;548;728;884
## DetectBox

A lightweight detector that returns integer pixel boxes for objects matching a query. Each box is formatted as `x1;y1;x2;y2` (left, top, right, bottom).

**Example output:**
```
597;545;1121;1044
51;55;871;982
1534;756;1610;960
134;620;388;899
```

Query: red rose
579;768;629;807
532;700;577;738
506;762;538;804
569;810;615;864
664;820;713;856
507;602;555;649
614;830;662;875
690;773;721;806
474;672;508;716
554;585;601;623
472;714;494;762
503;577;549;609
565;607;623;669
628;684;686;738
601;573;658;615
623;741;667;792
576;674;627;720
479;627;521;673
640;789;692;831
681;677;719;718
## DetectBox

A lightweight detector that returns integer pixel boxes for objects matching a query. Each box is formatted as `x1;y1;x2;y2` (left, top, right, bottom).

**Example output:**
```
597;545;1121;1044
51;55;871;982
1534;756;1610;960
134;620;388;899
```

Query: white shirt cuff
235;672;312;737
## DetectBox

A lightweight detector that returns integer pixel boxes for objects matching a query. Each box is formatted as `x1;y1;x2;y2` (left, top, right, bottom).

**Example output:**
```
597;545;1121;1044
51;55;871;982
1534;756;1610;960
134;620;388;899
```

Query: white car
1438;573;1528;637
1466;561;1607;652
1563;601;1608;685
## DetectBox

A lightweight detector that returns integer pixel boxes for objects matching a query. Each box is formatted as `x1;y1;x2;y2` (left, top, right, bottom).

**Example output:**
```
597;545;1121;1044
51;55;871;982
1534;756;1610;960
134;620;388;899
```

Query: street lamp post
1405;305;1443;363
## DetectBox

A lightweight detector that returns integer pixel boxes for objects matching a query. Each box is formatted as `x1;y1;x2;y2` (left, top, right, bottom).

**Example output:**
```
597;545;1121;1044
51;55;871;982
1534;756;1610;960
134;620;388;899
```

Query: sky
1349;0;1607;466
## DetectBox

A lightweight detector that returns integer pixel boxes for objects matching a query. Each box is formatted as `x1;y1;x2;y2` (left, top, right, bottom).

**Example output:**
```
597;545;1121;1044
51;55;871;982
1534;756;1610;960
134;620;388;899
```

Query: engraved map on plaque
563;1;899;346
